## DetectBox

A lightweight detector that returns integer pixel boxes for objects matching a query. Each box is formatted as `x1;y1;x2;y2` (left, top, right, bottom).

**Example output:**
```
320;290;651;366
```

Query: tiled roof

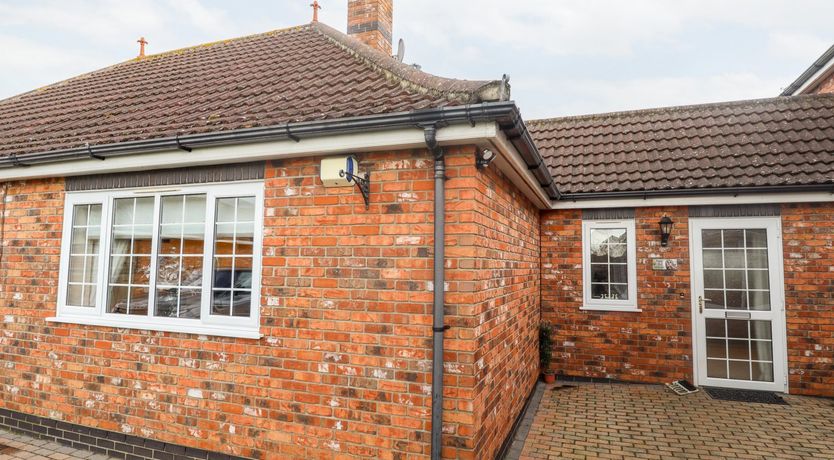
528;94;834;195
0;22;504;158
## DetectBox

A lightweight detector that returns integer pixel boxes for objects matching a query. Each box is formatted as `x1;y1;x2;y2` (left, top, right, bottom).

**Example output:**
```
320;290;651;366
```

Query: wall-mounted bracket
339;169;370;209
175;134;192;152
86;143;105;161
9;153;30;167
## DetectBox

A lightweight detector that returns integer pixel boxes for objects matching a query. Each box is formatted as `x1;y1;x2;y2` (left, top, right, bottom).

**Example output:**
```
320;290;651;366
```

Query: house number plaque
652;258;678;270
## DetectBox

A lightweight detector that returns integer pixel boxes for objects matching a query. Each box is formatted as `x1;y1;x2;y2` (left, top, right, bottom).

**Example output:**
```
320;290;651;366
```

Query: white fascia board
794;58;834;95
550;191;834;210
485;129;552;209
0;122;498;182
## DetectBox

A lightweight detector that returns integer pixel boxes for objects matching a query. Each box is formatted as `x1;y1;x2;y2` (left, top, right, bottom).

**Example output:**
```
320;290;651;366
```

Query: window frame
581;219;639;312
52;181;264;338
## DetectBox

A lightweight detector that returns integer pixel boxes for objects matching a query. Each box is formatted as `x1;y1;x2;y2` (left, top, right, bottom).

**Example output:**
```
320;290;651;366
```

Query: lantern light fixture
659;216;674;247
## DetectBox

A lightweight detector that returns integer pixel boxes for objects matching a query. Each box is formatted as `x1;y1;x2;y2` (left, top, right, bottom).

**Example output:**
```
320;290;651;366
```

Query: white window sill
580;306;642;313
46;316;262;339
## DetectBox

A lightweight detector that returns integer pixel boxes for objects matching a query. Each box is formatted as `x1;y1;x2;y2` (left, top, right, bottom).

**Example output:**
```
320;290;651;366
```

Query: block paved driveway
0;429;116;460
519;383;834;459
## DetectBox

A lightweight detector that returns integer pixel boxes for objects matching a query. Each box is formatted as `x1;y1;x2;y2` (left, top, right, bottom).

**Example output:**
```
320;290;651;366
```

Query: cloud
514;72;791;118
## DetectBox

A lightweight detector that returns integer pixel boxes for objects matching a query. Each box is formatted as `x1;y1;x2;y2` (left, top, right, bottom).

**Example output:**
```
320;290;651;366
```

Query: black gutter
780;44;834;96
559;184;834;201
0;102;560;200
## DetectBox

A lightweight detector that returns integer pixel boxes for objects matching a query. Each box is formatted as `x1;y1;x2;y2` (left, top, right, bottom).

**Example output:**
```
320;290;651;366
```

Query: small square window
581;220;638;311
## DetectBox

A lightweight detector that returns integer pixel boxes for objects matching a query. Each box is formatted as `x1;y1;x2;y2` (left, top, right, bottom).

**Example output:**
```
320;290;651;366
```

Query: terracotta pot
543;373;556;384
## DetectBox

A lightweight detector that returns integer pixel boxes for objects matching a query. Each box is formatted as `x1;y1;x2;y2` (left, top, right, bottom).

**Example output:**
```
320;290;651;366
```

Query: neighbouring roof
780;44;834;96
529;94;834;196
0;22;506;158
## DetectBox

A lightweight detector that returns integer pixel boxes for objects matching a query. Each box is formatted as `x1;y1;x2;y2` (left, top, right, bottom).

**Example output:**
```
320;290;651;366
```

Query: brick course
347;0;394;54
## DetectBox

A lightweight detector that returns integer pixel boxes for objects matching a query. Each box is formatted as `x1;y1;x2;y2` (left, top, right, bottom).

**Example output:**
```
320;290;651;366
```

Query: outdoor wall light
659;216;674;246
476;148;497;169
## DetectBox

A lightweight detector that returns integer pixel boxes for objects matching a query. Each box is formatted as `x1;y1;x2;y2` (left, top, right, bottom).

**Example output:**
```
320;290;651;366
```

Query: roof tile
529;94;834;195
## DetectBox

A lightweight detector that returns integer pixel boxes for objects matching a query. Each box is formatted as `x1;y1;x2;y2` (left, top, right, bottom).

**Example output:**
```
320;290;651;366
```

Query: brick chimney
347;0;393;55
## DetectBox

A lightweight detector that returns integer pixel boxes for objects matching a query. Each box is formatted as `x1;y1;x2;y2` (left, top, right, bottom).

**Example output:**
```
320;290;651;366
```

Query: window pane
724;250;745;269
745;229;767;248
211;196;256;317
608;243;627;264
705;319;725;337
108;197;153;315
723;230;744;248
707;339;726;358
702;230;722;248
725;270;746;290
707;359;727;378
66;204;102;307
154;194;206;319
232;291;251;317
702;249;722;269
610;264;628;284
703;270;724;289
704;290;725;309
746;250;768;269
748;270;769;290
590;264;609;283
590;283;608;299
610;284;628;300
729;360;750;380
751;362;773;382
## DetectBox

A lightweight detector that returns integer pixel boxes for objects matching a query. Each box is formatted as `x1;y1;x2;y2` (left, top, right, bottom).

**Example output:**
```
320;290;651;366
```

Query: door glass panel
703;318;774;383
699;226;778;386
700;228;771;311
707;359;727;378
728;360;750;380
751;362;774;382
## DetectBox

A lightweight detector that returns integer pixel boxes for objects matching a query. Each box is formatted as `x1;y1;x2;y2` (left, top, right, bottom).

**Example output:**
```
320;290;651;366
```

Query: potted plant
539;321;556;383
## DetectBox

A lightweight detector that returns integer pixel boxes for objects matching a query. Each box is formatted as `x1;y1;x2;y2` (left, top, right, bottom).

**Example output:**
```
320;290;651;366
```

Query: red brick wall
454;155;540;460
541;203;834;397
0;147;541;459
810;72;834;94
782;202;834;396
541;207;692;384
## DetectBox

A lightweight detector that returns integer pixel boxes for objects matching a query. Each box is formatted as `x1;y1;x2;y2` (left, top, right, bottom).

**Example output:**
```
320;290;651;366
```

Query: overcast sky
1;1;832;119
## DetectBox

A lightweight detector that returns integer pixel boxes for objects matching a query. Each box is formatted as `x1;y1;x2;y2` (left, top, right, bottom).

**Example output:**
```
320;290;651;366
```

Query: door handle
698;296;711;314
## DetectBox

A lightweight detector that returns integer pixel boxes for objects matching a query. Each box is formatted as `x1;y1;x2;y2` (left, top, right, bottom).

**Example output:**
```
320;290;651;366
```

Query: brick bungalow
0;1;832;460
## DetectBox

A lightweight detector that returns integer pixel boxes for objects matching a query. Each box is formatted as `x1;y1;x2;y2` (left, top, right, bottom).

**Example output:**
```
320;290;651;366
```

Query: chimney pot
347;0;393;55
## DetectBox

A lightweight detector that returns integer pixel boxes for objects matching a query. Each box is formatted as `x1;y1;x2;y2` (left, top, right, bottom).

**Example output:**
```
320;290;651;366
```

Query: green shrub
539;321;553;371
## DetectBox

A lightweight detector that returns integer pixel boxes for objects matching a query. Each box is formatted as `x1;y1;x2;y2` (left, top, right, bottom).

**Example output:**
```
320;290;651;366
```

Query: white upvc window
51;181;264;338
581;219;639;312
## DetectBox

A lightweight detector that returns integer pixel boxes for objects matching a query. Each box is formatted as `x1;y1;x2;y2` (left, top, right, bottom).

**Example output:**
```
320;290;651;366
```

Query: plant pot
543;373;556;384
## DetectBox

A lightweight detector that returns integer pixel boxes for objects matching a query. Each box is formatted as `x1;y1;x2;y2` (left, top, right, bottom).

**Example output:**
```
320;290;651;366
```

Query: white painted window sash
581;219;639;312
53;181;264;338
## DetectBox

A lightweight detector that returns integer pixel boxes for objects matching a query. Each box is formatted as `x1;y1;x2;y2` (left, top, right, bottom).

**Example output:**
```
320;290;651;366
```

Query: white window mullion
200;193;217;322
147;194;161;319
96;197;113;316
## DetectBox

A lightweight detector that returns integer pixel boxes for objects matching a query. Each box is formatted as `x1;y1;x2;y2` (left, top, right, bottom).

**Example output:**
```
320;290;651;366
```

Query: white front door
690;217;787;392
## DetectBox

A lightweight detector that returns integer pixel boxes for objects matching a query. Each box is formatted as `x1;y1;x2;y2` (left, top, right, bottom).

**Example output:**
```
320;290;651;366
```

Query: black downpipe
424;124;446;460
